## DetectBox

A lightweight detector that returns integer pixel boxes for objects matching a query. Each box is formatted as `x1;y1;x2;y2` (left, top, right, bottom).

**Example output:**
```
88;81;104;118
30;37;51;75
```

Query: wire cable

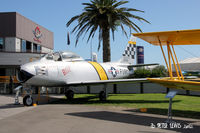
176;46;199;58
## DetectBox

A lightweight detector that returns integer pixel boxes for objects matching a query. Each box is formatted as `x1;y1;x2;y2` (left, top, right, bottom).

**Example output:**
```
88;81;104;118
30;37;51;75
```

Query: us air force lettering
17;36;157;106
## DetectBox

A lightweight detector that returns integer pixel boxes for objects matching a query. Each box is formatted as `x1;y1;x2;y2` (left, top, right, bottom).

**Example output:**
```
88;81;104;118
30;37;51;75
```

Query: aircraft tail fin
119;36;137;65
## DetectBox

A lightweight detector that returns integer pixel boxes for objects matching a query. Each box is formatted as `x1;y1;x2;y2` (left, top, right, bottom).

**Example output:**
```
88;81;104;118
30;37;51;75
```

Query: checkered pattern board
122;44;136;59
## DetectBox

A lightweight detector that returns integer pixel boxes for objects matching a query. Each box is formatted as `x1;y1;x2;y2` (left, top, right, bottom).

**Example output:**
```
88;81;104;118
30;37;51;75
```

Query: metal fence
1;81;200;96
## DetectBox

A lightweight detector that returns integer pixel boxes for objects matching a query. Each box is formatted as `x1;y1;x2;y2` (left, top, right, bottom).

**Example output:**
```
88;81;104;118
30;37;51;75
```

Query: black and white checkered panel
122;44;136;59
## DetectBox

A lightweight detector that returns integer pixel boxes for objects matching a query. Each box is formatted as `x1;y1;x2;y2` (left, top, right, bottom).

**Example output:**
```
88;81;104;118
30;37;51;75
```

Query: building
178;57;200;72
172;57;200;74
0;12;54;93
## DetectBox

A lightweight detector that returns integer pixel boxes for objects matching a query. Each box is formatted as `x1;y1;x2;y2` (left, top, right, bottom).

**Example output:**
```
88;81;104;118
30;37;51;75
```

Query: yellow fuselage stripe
88;61;108;80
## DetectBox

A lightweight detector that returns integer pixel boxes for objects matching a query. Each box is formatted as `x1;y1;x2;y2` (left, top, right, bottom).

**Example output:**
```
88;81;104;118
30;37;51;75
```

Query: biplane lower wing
147;78;200;91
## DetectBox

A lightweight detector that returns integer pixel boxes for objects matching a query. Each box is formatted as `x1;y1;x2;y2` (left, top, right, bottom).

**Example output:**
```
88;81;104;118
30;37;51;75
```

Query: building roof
179;57;200;64
0;12;53;49
172;57;200;72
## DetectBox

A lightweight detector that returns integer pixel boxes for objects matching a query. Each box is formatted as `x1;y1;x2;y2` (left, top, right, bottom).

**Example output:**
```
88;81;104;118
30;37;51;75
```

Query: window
37;45;41;53
21;40;26;52
22;40;32;52
0;38;4;50
33;43;37;52
0;68;5;76
26;41;32;52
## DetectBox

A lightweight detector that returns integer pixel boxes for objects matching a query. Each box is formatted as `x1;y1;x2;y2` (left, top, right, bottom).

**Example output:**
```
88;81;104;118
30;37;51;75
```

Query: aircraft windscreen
45;53;53;60
43;52;61;61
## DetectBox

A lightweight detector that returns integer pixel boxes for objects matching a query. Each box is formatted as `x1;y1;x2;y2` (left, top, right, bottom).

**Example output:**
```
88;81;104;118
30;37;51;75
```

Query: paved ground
0;95;200;133
0;95;34;120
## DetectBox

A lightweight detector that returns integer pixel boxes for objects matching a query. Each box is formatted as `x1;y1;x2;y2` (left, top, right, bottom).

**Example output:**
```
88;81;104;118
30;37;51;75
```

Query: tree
67;0;149;62
151;65;167;77
132;68;151;78
130;65;167;78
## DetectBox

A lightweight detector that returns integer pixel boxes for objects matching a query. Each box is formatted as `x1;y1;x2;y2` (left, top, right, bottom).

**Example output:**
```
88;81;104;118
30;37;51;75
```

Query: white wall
0;52;41;65
5;37;16;52
5;37;53;53
15;38;21;52
41;46;53;53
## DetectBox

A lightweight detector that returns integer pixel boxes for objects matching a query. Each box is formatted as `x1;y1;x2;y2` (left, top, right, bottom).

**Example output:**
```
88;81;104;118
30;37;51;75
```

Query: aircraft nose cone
17;70;34;83
21;63;36;76
17;64;36;83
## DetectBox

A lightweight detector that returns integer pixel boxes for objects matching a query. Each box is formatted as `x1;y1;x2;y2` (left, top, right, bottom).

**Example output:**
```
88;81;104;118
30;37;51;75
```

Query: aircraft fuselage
18;59;132;87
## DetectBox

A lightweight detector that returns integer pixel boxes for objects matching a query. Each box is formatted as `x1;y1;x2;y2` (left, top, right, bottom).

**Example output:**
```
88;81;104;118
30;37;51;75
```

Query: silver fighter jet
17;36;157;106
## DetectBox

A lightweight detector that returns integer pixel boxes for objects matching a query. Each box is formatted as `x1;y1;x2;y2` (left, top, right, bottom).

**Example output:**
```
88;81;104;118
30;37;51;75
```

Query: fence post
166;88;170;93
140;82;144;94
87;86;90;94
113;84;117;94
186;90;190;95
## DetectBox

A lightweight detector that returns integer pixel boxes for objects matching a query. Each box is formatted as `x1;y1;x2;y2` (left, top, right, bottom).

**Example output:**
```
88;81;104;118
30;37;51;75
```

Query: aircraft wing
147;78;200;91
118;63;159;69
128;63;159;68
132;29;200;46
67;78;148;86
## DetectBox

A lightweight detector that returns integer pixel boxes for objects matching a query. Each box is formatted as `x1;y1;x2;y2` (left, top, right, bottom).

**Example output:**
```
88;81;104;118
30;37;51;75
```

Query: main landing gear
65;90;74;100
99;84;108;101
65;84;108;101
99;91;107;101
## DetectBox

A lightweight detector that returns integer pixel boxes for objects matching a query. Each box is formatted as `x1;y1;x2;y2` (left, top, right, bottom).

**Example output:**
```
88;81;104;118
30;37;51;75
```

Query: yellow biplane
133;29;200;91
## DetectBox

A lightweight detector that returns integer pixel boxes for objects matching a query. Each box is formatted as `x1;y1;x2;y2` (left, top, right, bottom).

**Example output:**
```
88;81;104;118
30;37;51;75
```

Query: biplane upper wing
133;29;200;91
132;29;200;46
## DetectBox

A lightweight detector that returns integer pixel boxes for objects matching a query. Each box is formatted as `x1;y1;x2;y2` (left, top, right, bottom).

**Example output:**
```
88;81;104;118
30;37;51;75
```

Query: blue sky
1;0;200;65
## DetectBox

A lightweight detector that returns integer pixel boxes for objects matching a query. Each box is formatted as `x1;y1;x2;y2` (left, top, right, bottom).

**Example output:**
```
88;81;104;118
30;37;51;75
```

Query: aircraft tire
65;90;74;100
99;91;106;101
23;95;33;106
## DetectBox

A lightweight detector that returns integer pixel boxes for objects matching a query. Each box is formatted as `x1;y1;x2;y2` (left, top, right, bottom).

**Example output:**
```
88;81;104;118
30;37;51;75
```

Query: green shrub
151;65;167;77
132;68;151;78
131;65;167;78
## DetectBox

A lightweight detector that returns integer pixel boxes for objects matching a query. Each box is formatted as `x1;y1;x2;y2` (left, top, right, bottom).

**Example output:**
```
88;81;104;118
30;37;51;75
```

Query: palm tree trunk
102;26;111;62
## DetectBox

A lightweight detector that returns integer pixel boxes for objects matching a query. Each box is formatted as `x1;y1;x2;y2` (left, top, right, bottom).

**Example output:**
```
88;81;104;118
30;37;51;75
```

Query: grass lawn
54;93;200;119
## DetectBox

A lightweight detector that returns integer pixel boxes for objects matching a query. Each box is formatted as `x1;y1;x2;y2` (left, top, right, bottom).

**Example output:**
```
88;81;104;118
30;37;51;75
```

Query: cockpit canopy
42;51;84;62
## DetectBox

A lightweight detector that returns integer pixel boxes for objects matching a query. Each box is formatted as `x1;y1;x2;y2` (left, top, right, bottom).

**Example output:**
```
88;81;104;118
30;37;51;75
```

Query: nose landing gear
23;95;33;106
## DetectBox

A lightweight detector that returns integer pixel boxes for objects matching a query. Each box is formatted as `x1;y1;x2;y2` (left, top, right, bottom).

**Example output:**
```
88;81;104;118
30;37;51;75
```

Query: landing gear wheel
99;91;106;101
23;95;33;106
65;90;74;100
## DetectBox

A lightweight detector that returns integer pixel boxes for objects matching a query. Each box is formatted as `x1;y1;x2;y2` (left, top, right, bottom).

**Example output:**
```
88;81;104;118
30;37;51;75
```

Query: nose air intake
17;69;34;83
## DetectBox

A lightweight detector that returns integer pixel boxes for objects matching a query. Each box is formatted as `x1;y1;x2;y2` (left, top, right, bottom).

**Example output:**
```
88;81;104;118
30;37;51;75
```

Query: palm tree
67;0;149;62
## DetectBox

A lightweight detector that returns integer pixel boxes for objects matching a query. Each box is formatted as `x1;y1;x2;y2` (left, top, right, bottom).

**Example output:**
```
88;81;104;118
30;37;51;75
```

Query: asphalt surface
0;95;200;133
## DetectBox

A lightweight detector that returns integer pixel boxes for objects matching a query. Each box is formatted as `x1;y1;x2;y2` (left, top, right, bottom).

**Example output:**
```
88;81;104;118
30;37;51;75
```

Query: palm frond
67;0;150;50
113;1;128;8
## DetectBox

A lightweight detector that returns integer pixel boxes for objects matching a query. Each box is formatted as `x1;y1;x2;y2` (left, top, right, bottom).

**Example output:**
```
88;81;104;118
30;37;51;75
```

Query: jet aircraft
17;36;157;106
